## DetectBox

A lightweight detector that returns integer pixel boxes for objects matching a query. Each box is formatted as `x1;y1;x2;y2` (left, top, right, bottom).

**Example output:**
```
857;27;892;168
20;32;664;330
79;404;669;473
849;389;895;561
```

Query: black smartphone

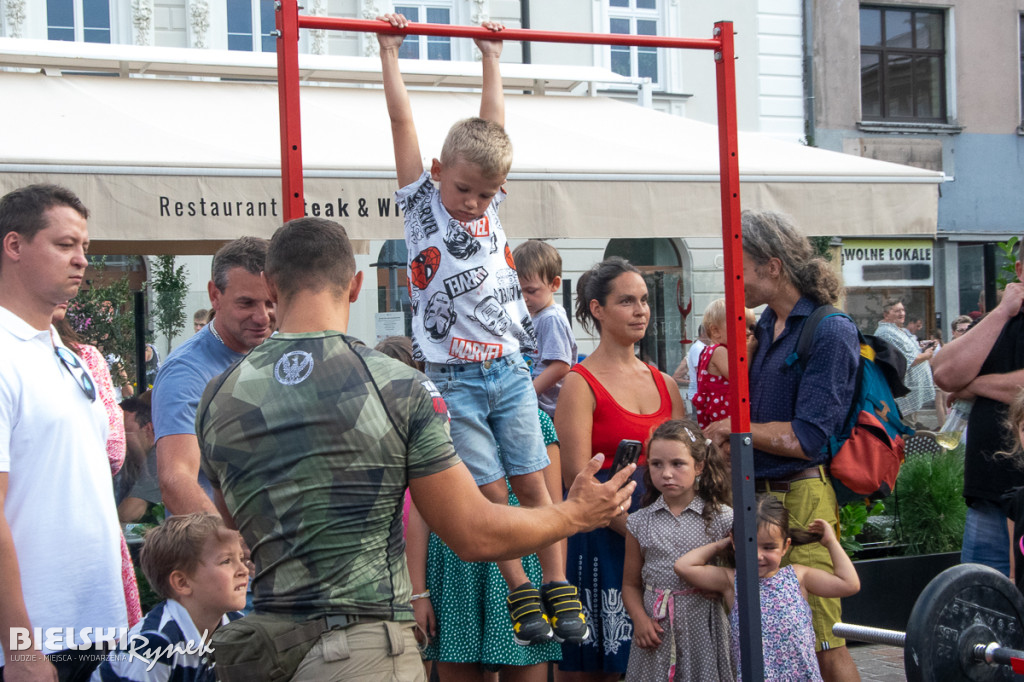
610;439;643;475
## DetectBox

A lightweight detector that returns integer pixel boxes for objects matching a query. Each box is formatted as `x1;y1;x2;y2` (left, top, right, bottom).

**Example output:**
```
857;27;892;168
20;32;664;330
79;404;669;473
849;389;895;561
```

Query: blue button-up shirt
749;297;859;479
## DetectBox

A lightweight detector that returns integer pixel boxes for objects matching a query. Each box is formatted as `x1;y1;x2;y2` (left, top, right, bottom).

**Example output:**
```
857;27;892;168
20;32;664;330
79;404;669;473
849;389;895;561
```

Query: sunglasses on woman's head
55;346;97;402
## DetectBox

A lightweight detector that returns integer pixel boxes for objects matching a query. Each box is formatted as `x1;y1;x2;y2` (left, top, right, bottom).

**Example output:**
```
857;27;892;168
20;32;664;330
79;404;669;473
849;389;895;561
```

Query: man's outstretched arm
410;455;635;563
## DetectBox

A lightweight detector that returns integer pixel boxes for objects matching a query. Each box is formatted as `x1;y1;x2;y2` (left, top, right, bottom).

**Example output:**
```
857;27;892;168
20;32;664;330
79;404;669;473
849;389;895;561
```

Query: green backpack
789;305;915;503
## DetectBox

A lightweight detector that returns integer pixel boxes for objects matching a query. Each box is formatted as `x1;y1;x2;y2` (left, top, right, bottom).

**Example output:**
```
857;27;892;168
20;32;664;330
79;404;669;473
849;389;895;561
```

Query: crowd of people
3;13;1024;682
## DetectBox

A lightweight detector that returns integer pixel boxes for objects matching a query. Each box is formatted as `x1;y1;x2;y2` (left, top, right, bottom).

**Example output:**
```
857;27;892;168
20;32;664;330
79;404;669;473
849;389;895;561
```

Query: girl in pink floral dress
675;495;860;681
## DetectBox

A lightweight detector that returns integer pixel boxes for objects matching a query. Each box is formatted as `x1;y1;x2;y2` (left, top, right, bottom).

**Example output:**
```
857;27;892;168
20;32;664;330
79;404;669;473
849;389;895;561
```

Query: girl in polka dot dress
692;300;757;429
622;419;734;681
675;495;861;681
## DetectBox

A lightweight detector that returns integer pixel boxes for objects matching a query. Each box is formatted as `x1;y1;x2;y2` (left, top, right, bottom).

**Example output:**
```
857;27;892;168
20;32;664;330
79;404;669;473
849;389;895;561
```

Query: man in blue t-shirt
706;210;860;682
152;237;274;515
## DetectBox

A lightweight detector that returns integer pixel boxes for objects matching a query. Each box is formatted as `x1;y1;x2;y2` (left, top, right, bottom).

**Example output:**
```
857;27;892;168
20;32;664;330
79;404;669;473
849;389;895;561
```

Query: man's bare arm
117;497;148;524
705;419;810;461
0;473;58;681
212;488;238;530
156;434;217;515
410;455;634;563
933;281;1024;392
952;369;1024;406
751;421;810;460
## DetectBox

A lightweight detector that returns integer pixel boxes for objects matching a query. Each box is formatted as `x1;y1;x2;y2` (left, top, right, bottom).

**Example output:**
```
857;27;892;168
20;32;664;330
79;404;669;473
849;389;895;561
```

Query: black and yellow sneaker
541;582;590;644
506;582;554;646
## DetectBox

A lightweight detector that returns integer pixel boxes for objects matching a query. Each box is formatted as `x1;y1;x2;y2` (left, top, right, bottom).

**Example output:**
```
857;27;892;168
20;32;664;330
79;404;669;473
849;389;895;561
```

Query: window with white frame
608;0;659;85
47;0;111;43
227;0;276;52
394;3;453;61
1020;14;1024;123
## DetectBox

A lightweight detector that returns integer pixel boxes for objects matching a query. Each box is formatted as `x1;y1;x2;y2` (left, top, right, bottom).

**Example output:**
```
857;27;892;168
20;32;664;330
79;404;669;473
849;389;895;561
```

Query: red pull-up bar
297;15;722;50
273;3;759;679
275;6;747;431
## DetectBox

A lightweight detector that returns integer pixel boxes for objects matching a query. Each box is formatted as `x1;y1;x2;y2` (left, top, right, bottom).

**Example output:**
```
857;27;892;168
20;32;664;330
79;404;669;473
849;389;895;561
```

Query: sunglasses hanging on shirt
55;345;97;402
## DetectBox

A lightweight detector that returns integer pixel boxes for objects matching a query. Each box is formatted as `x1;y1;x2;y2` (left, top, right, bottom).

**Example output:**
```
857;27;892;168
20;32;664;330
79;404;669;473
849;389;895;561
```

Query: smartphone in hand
610;439;643;475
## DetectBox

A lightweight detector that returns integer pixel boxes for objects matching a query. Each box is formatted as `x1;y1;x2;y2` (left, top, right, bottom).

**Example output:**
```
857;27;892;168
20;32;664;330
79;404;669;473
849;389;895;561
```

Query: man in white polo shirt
0;185;126;682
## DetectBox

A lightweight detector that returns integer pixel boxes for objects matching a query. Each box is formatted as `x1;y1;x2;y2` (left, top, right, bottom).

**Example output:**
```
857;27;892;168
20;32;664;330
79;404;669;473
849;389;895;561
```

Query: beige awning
0;66;942;253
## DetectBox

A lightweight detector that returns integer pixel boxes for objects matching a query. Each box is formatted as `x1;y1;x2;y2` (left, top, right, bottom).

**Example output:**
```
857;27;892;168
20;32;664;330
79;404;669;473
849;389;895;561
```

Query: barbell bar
833;563;1024;681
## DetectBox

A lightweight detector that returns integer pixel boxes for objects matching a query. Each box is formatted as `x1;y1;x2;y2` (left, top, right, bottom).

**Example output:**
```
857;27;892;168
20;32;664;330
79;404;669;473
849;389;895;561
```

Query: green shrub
839;499;886;557
890;447;966;555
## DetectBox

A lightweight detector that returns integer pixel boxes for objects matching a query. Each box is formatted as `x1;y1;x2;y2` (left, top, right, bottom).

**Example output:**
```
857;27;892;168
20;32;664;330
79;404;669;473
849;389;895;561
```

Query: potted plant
840;444;966;631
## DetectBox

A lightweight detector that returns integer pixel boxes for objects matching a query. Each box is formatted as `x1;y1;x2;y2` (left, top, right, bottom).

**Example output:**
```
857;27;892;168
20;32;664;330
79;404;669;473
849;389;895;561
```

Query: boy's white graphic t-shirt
396;171;536;365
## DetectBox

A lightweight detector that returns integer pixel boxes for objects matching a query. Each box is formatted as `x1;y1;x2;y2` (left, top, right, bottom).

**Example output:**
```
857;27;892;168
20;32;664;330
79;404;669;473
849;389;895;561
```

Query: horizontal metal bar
832;623;906;648
295;16;722;51
0;164;944;185
979;642;1024;668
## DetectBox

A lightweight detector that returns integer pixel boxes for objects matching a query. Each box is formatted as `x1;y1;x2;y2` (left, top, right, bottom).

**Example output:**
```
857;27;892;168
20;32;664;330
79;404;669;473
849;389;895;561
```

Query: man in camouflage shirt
197;217;636;682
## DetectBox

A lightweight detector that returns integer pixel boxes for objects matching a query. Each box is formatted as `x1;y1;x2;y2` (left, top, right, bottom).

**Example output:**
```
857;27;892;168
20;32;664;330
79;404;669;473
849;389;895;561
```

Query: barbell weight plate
905;563;1024;682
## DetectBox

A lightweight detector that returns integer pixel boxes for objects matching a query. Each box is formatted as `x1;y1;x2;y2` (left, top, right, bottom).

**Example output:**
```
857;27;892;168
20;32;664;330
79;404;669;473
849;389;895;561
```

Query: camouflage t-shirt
197;331;459;621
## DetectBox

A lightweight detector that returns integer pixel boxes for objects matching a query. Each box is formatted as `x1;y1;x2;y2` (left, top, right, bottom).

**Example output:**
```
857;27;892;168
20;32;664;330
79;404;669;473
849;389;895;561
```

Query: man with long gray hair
706;210;862;681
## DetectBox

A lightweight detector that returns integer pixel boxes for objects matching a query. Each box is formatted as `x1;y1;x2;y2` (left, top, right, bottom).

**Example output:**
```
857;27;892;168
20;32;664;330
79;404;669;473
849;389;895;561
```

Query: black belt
276;614;379;650
754;466;824;493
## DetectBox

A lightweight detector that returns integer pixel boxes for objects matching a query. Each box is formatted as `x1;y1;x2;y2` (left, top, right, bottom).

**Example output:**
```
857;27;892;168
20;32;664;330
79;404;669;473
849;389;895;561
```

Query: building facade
809;0;1024;335
2;1;970;373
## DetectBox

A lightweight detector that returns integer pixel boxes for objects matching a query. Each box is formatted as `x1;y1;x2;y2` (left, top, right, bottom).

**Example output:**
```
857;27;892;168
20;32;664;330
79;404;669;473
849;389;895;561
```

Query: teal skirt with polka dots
421;506;562;667
421;409;562;667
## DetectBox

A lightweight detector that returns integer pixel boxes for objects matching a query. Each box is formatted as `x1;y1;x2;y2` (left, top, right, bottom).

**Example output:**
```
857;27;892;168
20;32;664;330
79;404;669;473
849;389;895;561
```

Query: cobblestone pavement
851;642;907;681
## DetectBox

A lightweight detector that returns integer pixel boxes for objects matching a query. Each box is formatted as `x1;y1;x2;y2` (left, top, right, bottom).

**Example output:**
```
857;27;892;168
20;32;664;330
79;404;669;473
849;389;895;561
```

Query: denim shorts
425;353;549;486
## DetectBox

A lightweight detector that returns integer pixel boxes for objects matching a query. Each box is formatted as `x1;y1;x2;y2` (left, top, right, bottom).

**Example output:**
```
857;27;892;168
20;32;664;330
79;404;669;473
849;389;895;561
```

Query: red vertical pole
715;21;748;432
715;20;763;682
277;0;305;221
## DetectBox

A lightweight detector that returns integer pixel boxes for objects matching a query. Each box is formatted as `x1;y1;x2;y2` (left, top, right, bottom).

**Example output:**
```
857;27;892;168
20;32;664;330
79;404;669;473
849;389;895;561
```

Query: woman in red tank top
553;257;684;681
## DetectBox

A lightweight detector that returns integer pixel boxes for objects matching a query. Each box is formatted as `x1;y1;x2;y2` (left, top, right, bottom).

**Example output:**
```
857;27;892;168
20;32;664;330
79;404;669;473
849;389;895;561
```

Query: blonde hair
998;389;1024;465
702;298;727;332
440;117;513;179
140;512;239;600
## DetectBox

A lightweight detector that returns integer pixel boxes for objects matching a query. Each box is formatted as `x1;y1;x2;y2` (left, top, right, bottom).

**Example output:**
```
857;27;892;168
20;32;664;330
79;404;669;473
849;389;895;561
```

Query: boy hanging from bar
376;13;589;646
